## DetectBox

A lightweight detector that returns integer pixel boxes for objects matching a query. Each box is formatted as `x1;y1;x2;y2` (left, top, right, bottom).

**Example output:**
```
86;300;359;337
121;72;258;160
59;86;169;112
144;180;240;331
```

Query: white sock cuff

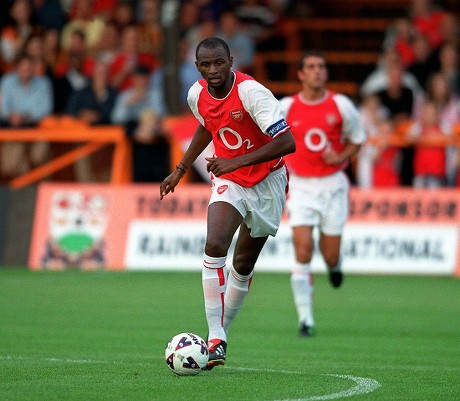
292;262;311;276
203;254;227;270
230;267;253;282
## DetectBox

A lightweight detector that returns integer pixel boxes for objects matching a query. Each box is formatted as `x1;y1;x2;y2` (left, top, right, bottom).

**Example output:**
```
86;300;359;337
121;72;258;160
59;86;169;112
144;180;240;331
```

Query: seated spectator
0;53;53;178
408;100;450;188
111;65;169;182
108;24;157;92
1;0;42;74
66;58;116;126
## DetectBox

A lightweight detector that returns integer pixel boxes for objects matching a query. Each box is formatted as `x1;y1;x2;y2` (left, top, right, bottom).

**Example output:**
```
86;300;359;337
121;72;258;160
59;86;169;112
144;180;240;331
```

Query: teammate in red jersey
279;51;367;337
160;37;295;368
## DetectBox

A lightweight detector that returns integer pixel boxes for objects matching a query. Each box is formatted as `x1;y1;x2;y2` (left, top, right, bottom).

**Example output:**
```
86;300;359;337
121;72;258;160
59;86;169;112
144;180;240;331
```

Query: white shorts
286;171;349;235
209;166;288;238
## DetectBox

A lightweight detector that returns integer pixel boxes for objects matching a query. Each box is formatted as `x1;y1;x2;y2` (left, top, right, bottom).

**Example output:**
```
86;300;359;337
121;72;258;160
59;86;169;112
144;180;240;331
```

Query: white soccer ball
165;332;209;375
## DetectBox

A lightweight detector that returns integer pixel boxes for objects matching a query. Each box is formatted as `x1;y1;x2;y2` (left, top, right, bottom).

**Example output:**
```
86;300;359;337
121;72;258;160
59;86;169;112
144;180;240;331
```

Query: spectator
65;58;117;181
437;41;460;96
179;1;201;38
31;0;66;31
136;0;163;58
407;33;439;89
108;24;157;92
21;32;47;76
409;0;446;50
0;53;53;177
356;95;391;188
1;0;41;74
42;28;61;74
66;58;116;126
375;62;415;186
54;29;94;114
413;71;459;186
60;0;106;52
92;21;120;65
357;117;401;188
360;48;422;100
383;17;417;68
184;19;217;64
216;10;255;73
408;100;449;188
111;1;136;31
111;65;169;182
233;0;279;49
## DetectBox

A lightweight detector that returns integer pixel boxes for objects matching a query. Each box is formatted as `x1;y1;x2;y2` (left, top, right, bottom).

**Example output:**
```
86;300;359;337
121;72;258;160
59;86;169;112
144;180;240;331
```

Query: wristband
176;165;187;173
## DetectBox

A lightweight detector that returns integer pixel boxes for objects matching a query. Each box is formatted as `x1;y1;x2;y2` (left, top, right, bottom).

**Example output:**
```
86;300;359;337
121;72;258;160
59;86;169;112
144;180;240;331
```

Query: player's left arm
322;94;367;166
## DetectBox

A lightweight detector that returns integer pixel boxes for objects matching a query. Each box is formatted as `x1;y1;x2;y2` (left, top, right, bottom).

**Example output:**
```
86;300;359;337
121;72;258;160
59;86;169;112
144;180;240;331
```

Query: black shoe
202;338;227;370
299;324;315;337
328;270;343;288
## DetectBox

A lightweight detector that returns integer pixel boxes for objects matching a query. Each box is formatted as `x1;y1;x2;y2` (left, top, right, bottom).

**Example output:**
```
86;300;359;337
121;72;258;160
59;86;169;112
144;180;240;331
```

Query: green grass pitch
0;268;459;401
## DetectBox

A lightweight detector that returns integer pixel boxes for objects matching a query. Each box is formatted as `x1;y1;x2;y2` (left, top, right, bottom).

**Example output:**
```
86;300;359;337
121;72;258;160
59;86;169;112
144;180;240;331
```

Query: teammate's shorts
286;170;349;235
209;166;288;238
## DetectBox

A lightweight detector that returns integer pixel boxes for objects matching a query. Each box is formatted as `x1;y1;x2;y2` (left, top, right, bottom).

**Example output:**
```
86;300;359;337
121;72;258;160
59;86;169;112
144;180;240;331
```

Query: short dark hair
196;37;231;60
299;50;326;70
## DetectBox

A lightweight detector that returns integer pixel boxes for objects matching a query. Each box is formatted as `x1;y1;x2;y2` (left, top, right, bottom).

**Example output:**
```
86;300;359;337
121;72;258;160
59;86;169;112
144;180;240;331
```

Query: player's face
195;45;233;95
298;56;328;91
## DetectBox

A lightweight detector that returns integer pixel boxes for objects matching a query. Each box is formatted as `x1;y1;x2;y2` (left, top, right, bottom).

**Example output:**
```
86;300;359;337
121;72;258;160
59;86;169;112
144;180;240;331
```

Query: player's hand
321;149;343;165
160;170;183;200
205;157;237;176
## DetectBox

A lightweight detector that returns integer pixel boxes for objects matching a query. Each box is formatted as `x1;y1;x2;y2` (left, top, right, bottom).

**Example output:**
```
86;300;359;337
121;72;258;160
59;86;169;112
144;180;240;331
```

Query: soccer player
279;51;367;337
159;37;295;369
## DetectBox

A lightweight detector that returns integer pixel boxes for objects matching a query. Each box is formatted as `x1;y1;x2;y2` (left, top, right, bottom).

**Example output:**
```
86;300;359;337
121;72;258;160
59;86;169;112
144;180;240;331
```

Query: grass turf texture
0;269;459;401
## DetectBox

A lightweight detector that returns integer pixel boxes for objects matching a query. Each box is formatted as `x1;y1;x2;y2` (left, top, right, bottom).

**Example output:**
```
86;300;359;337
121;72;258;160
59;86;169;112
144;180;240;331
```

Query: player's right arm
159;124;212;200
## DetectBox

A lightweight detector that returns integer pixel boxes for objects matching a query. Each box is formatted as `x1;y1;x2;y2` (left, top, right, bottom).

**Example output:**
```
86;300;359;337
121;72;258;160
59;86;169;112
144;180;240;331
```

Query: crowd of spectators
0;0;459;188
356;0;460;189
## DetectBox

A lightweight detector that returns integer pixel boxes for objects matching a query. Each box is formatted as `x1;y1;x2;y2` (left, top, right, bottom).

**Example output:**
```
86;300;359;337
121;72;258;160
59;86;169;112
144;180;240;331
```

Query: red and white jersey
280;91;366;177
187;71;290;187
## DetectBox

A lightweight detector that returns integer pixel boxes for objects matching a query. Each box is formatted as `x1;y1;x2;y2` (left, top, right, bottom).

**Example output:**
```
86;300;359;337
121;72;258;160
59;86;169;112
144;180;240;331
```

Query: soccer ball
165;332;209;375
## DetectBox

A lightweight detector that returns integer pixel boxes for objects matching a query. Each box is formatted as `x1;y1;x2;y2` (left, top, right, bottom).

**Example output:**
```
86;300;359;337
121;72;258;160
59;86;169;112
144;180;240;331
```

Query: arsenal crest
230;109;243;121
217;185;228;194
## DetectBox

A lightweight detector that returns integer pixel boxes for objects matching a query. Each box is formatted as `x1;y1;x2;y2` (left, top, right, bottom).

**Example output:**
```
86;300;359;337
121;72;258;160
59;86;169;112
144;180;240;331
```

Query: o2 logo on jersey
219;127;254;150
304;128;329;152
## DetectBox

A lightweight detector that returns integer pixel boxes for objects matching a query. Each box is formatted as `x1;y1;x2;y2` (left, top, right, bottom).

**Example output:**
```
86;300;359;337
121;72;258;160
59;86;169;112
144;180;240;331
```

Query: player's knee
323;252;340;268
233;256;255;276
204;239;229;258
295;247;313;264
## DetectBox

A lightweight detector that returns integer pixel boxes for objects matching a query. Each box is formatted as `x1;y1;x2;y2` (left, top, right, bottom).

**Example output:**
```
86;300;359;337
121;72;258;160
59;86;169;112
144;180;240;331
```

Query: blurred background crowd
0;0;459;187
